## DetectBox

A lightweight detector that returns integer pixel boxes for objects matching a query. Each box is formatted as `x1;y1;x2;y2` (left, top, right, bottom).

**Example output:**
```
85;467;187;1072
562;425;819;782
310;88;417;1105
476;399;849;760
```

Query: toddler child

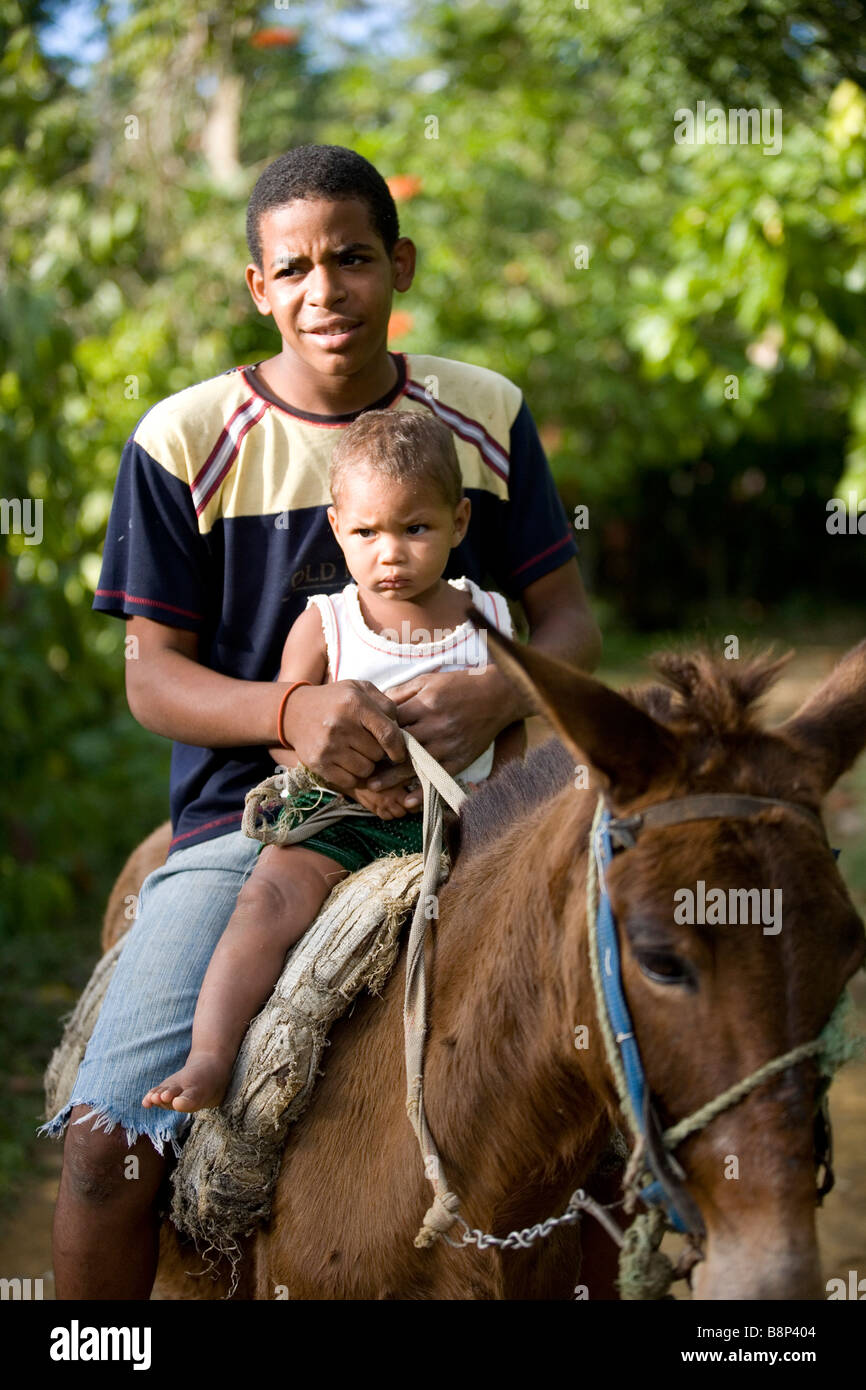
142;410;522;1113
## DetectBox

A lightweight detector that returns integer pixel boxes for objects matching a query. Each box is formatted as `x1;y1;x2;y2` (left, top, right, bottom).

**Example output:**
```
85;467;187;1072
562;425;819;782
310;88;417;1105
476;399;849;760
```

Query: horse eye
634;950;694;988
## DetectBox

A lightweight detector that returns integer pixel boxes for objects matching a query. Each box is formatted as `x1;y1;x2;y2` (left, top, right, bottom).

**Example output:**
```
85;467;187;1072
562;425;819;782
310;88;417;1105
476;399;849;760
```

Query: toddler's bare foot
142;1052;232;1113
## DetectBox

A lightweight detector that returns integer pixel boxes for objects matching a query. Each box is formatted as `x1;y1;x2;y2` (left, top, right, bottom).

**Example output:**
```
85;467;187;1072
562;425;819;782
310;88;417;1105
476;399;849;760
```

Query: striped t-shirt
94;351;578;853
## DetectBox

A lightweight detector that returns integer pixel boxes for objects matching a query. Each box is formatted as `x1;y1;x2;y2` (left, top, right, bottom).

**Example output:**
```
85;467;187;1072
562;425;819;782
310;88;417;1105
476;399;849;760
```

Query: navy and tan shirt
94;351;578;853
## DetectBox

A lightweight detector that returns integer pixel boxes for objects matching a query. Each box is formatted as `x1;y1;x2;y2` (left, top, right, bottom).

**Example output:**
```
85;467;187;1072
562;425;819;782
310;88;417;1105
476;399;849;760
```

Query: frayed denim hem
37;1098;191;1159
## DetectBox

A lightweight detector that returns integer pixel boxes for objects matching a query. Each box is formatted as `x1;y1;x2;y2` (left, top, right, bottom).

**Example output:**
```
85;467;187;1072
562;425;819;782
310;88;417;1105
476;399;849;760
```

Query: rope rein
399;731;468;1247
398;752;636;1257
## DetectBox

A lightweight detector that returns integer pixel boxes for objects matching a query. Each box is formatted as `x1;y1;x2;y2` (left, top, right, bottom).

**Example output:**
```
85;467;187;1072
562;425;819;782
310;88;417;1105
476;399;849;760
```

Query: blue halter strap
592;804;693;1233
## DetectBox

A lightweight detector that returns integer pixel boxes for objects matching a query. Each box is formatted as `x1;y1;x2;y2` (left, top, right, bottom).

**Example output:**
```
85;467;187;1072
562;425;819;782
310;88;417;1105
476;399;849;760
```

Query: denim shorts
38;829;261;1157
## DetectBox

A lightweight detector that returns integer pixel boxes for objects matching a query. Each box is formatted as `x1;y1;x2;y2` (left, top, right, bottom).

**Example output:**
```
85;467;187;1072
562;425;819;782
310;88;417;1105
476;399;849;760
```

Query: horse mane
456;645;794;862
454;736;574;861
637;646;793;736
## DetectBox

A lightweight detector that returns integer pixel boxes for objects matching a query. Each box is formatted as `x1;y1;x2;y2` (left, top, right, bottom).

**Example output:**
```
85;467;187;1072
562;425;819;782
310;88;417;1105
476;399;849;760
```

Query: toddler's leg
143;844;347;1112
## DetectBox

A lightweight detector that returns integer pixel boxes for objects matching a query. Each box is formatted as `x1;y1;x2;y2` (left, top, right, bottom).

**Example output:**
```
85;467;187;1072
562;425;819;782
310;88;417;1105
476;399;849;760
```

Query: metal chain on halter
442;1187;626;1253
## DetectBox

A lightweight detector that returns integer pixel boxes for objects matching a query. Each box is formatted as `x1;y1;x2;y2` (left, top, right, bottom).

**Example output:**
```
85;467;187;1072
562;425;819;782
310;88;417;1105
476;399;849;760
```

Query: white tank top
306;576;515;786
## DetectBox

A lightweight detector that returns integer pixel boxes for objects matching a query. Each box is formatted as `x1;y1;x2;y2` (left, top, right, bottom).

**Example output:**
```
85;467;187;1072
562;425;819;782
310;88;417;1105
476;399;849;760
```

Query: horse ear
777;637;866;793
468;605;678;800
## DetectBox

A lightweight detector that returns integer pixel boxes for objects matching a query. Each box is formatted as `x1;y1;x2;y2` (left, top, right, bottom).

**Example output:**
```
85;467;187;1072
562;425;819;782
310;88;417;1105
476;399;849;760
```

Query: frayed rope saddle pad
45;768;447;1266
171;848;443;1265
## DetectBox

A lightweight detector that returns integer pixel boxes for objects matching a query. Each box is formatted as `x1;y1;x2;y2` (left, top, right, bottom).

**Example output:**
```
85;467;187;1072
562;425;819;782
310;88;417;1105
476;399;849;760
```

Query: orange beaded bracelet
277;680;313;750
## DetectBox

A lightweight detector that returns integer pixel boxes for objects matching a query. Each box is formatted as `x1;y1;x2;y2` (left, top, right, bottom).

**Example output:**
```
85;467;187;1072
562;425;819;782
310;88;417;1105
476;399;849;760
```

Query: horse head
470;611;866;1299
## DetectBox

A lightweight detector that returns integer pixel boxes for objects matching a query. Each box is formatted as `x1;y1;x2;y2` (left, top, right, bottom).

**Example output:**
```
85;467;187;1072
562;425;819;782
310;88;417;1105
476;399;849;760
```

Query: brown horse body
123;635;866;1300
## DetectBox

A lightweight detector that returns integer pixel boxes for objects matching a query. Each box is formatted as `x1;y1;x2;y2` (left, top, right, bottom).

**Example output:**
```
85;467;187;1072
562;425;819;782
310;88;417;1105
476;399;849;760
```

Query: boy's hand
366;668;519;796
350;783;413;820
280;680;407;794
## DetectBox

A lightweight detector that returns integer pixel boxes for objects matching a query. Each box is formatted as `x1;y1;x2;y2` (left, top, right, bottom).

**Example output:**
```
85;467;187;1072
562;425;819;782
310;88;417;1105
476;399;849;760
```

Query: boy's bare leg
54;1115;168;1299
143;845;347;1112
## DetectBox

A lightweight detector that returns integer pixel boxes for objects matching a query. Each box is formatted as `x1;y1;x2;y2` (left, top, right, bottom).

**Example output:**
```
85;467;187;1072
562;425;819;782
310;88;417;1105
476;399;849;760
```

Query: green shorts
259;789;424;875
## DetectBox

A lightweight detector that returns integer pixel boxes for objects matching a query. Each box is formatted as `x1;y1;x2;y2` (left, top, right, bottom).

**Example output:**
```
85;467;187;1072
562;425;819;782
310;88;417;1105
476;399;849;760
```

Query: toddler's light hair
329;410;463;510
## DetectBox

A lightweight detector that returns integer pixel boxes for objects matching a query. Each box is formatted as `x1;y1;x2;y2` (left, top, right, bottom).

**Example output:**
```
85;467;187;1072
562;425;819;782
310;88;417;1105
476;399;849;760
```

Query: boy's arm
124;611;408;793
265;604;328;765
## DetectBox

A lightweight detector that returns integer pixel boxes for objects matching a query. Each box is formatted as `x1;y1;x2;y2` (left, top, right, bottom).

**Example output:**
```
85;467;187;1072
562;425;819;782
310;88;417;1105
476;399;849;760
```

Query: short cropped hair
246;145;400;269
329;411;463;511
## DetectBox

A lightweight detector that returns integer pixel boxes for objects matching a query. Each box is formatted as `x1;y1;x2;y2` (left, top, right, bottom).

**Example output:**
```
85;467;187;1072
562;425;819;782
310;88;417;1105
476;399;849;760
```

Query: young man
42;144;602;1299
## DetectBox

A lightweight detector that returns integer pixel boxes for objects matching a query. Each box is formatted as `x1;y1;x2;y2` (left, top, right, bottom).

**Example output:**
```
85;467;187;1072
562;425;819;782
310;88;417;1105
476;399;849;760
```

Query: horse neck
424;787;612;1220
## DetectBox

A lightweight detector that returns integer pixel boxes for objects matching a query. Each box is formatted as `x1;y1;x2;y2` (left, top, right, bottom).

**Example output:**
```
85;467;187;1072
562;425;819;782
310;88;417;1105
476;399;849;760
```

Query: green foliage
312;2;866;624
320;3;866;500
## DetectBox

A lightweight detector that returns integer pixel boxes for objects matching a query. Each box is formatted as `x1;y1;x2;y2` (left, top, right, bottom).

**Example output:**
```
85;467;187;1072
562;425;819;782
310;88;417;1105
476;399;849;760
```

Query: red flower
386;175;422;201
387;311;414;340
250;28;300;49
540;422;563;452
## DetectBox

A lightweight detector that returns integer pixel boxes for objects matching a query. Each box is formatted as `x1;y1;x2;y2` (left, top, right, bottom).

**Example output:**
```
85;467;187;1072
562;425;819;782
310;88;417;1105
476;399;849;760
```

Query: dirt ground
2;644;865;1299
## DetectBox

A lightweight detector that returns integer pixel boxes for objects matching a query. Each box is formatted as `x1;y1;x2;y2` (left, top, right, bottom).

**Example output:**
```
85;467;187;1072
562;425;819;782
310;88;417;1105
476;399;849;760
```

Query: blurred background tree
0;0;864;1205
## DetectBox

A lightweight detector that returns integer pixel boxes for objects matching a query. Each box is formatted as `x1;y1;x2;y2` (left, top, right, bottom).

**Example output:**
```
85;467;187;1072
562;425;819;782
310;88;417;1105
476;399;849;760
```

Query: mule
121;631;866;1299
